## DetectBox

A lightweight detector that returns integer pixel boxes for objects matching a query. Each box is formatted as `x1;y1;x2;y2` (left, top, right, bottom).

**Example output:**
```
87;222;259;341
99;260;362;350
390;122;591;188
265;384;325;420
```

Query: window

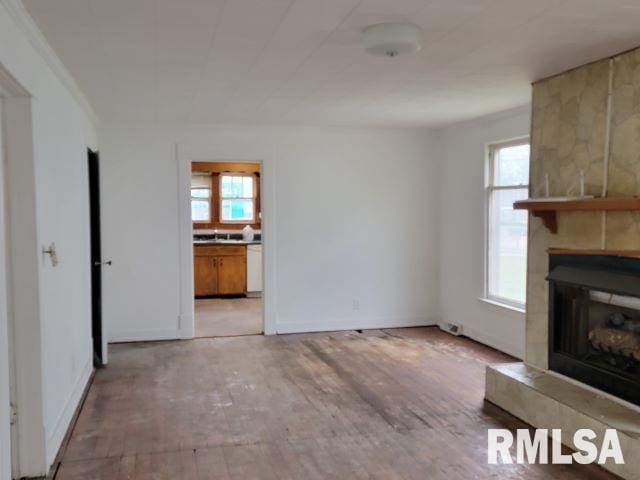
220;174;256;223
486;139;530;308
191;173;212;223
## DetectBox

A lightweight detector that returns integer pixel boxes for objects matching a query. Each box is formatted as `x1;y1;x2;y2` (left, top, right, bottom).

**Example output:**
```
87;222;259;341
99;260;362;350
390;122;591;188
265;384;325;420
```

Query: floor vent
441;323;463;336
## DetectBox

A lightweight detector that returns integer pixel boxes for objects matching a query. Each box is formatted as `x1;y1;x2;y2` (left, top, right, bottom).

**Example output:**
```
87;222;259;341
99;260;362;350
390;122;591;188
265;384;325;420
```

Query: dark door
88;149;106;366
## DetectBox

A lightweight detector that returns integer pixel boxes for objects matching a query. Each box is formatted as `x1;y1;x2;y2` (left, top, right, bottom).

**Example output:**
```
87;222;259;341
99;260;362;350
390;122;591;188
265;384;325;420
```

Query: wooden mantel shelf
513;197;640;233
548;248;640;259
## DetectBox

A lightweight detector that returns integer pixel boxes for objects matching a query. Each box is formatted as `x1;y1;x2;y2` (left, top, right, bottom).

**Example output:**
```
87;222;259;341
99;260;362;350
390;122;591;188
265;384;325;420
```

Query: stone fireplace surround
485;46;640;480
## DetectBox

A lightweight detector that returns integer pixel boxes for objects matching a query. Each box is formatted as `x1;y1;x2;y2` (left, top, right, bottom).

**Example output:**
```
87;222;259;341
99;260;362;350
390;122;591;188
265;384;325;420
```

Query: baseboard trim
276;316;435;334
178;314;194;339
108;318;437;341
455;324;524;359
108;329;182;343
45;356;93;467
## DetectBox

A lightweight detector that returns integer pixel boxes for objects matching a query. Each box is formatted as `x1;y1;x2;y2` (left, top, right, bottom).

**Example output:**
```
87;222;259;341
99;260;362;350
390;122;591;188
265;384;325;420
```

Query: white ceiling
23;0;640;128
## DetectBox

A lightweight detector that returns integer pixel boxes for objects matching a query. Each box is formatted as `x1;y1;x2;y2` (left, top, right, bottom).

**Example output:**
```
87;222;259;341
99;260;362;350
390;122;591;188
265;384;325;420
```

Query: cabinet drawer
194;245;246;257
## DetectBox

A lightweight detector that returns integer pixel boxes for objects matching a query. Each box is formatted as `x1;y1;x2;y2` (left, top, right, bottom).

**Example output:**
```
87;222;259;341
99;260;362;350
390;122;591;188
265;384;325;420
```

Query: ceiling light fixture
363;22;423;58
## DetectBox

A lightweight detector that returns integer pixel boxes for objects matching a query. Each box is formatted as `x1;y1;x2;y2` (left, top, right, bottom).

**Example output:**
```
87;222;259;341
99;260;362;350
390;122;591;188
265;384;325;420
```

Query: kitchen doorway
191;161;263;338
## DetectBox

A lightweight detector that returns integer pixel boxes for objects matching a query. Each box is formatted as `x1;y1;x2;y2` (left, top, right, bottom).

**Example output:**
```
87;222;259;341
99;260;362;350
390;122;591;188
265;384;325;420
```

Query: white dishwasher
247;244;263;295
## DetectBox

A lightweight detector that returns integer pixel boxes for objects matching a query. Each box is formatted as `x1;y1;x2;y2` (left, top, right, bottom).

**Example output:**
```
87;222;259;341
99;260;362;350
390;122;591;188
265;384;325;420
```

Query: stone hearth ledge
485;362;640;480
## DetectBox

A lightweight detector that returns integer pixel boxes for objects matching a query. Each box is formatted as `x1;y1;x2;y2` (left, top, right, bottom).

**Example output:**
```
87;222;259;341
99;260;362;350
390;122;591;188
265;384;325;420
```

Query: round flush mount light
363;22;423;57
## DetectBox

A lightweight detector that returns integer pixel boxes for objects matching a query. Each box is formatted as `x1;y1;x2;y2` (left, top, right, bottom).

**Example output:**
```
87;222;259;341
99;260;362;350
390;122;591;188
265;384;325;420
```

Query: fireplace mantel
547;248;640;259
513;197;640;233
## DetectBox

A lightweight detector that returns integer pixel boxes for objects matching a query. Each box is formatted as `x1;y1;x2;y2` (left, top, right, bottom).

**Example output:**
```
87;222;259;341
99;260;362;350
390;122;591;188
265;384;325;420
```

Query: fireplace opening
548;254;640;405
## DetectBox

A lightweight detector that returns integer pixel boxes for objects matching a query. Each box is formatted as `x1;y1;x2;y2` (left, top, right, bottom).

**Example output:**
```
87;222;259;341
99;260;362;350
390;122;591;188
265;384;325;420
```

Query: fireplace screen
548;254;640;405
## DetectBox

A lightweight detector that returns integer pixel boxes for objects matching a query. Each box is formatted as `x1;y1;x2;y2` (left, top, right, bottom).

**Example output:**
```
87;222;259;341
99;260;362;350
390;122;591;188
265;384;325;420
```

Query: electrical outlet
352;299;360;311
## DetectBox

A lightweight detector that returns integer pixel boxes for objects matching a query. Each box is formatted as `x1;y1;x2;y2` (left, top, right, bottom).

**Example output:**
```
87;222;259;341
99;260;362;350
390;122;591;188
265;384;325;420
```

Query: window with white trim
486;139;530;308
191;173;212;223
220;174;256;223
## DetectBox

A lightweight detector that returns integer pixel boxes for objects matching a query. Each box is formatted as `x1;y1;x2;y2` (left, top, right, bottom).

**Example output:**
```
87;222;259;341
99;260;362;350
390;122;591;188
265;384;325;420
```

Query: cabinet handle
219;259;223;267
213;259;217;267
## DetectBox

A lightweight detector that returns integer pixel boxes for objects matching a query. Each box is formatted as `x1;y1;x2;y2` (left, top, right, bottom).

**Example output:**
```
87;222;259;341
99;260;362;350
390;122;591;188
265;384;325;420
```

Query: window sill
478;297;526;314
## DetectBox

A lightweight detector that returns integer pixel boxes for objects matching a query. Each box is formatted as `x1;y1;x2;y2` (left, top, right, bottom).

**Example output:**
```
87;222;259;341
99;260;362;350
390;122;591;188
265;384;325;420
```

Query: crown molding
0;0;99;126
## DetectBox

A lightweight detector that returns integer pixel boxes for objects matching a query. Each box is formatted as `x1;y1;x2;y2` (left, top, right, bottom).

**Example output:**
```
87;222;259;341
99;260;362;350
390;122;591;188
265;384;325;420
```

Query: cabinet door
217;255;246;295
194;256;218;296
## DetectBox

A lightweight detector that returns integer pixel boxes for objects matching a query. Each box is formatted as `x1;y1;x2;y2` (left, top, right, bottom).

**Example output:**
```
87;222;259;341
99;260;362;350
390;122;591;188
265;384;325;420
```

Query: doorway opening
88;149;107;366
191;161;264;338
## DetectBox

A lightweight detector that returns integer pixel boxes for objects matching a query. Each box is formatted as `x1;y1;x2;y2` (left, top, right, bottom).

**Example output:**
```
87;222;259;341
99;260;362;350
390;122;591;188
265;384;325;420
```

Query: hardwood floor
195;297;262;337
55;328;616;479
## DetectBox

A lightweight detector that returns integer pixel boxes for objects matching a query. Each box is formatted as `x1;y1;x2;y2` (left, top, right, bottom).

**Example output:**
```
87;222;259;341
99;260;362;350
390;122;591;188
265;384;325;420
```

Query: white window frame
219;173;257;224
191;174;212;224
484;137;530;311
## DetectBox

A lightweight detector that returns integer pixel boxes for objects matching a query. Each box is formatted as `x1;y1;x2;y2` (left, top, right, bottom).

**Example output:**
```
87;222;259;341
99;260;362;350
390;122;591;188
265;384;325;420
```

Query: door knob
94;260;113;266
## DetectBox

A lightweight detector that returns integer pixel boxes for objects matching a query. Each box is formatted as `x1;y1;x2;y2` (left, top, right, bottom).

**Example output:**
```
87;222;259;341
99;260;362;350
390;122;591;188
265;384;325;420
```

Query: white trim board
452;323;524;359
277;317;435;334
45;356;92;466
106;315;194;344
109;328;185;344
3;95;47;477
0;92;12;480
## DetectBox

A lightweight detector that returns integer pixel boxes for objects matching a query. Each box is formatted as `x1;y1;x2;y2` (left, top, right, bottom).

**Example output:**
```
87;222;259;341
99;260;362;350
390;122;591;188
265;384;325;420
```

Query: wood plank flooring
55;328;616;479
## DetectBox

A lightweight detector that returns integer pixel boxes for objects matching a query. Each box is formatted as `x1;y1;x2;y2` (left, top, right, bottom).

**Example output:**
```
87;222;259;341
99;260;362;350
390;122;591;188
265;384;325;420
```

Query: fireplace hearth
548;254;640;405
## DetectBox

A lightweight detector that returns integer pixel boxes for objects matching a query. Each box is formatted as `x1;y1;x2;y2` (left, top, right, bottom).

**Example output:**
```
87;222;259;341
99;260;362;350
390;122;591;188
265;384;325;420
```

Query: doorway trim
0;84;13;480
176;143;276;337
0;65;48;478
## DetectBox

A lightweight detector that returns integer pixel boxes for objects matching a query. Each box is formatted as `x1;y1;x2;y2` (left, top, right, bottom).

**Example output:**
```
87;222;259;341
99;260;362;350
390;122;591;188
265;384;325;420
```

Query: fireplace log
588;327;640;360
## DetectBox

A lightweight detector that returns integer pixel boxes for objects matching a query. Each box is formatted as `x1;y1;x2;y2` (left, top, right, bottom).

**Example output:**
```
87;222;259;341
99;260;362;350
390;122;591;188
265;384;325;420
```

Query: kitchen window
220;174;256;223
191;173;212;223
486;139;530;308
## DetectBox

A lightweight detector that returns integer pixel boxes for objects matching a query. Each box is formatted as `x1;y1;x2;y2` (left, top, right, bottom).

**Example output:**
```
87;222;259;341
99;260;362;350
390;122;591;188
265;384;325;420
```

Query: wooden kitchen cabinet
217;255;247;294
194;256;218;296
194;245;246;297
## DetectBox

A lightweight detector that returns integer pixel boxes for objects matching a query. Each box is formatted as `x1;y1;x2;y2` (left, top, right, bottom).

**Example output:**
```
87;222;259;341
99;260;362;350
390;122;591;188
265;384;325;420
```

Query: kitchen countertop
194;240;261;246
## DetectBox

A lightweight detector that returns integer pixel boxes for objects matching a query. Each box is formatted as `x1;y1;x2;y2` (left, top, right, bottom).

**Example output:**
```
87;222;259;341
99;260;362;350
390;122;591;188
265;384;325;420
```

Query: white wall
436;106;530;358
0;0;97;476
34;90;96;467
100;125;440;340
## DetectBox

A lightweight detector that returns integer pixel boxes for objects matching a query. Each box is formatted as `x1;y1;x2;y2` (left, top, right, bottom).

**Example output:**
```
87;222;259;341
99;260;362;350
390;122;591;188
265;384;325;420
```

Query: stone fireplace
548;253;640;406
485;46;640;480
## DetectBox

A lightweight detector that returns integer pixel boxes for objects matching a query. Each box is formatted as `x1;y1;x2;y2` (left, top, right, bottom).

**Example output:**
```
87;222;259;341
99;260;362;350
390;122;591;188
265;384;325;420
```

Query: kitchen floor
195;297;262;337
